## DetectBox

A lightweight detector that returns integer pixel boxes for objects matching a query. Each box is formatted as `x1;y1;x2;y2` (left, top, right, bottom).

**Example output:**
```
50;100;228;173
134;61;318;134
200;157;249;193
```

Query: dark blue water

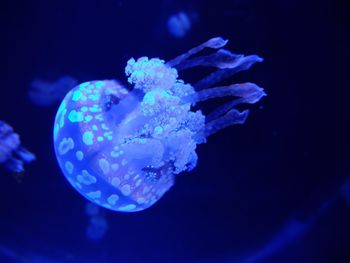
1;0;349;262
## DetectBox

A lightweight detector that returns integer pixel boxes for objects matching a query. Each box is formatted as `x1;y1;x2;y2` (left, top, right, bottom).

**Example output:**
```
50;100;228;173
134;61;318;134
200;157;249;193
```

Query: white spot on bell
98;158;110;175
58;137;75;155
121;184;131;196
111;177;121;187
107;194;119;205
86;190;101;199
111;163;119;171
65;161;74;174
77;170;97;185
76;151;84;160
82;131;94;145
118;204;136;212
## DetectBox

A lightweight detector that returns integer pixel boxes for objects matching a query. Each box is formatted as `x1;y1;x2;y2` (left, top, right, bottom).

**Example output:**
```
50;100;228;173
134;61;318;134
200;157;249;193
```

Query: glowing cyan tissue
53;37;265;212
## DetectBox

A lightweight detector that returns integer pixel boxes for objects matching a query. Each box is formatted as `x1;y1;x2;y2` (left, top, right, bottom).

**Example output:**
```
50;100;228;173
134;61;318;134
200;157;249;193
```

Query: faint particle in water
0;120;35;174
53;37;266;212
28;75;78;106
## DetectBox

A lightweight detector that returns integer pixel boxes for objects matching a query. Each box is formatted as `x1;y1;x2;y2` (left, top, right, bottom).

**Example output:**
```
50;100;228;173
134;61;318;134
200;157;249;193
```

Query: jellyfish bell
53;37;265;212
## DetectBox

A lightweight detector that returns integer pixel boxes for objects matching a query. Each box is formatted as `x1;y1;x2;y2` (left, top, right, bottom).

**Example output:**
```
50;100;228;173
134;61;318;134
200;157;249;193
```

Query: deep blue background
1;0;350;262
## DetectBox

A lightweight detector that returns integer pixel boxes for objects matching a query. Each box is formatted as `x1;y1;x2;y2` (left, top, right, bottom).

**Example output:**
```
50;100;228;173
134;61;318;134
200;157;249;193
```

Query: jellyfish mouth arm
180;82;265;135
166;36;263;91
166;37;228;68
190;83;265;138
204;109;249;138
169;47;261;73
165;38;265;140
193;54;263;91
205;96;254;124
170;48;242;71
181;82;266;105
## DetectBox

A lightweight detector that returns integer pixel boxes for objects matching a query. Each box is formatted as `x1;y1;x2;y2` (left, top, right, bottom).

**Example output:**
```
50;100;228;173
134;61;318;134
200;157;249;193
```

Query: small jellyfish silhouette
84;202;108;241
167;11;193;38
86;215;108;241
0;120;35;173
29;76;78;106
85;201;101;217
340;180;350;205
53;37;265;212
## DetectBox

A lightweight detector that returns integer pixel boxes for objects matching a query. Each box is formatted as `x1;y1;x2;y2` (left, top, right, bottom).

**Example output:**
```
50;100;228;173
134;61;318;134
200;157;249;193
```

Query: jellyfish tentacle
14;146;36;163
167;38;263;91
166;37;228;68
4;158;24;173
205;94;259;123
204;109;249;138
206;100;242;123
173;49;241;71
193;82;265;134
204;83;266;123
181;82;265;105
166;38;264;142
194;54;263;90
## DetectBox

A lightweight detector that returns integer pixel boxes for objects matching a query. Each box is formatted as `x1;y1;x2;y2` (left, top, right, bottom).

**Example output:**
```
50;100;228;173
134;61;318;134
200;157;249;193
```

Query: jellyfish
167;11;193;38
84;202;108;241
0;120;36;173
339;180;350;205
85;201;101;217
53;37;265;212
28;76;78;106
86;215;108;241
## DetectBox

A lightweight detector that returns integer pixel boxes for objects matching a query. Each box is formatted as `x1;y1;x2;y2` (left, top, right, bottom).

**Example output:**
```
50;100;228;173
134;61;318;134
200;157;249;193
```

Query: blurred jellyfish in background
53;37;265;212
86;216;108;241
85;201;101;217
0;241;92;263
0;120;35;175
167;11;197;38
28;76;78;107
85;202;108;241
237;179;350;263
240;219;312;263
339;180;350;205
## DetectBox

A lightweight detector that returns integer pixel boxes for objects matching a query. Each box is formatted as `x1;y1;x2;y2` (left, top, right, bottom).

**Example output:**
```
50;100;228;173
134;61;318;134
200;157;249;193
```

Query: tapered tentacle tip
16;146;36;163
204;108;250;138
255;55;264;63
4;159;25;174
248;55;264;64
229;109;249;124
255;84;267;96
236;83;267;105
207;37;228;49
247;86;267;104
257;85;267;98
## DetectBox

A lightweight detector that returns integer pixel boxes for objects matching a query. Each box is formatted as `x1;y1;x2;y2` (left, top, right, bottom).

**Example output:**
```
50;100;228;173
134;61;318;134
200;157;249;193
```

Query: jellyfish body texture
53;37;266;212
